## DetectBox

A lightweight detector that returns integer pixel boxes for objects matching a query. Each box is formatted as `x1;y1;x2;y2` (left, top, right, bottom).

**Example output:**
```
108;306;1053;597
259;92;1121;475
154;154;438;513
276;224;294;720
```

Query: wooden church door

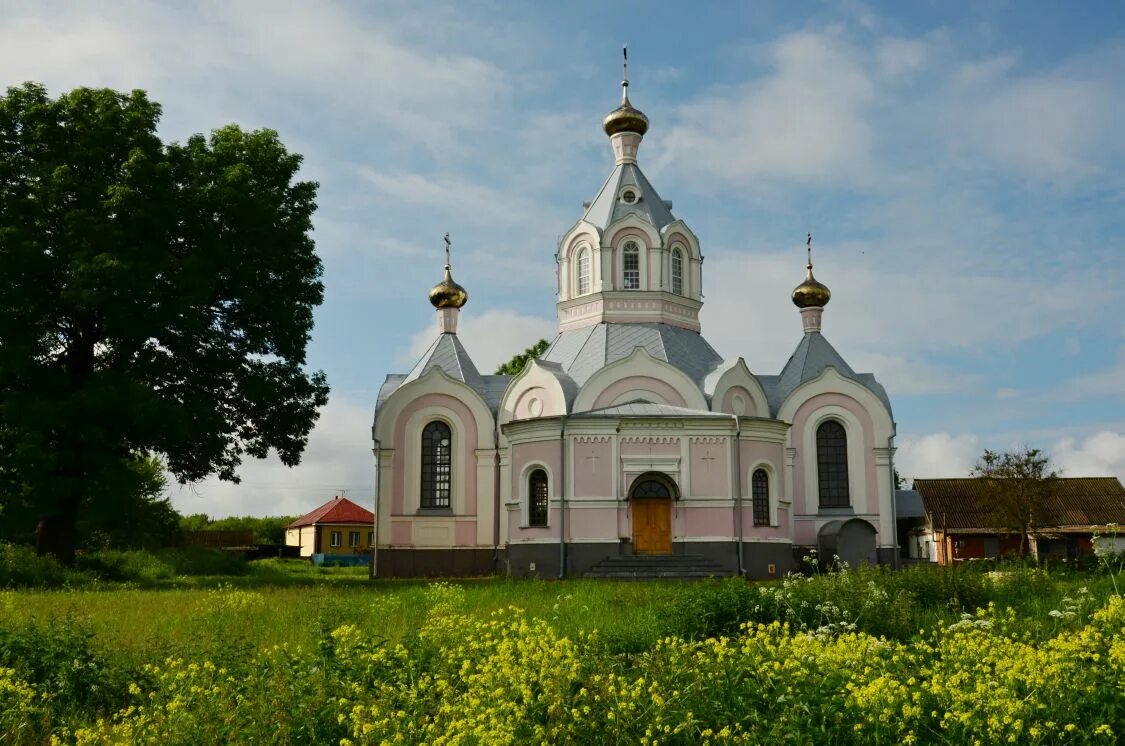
631;477;673;555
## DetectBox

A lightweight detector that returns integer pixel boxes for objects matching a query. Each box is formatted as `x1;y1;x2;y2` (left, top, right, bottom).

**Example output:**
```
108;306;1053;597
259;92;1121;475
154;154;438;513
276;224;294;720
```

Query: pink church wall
390;393;480;515
742;507;790;539
508;506;562;541
791;393;879;515
455;521;476;546
509;440;562;501
689;439;729;497
740;441;784;495
592;376;688;409
572;438;612;497
795;519;816;545
391;521;412;545
683;506;734;537
567;507;621;540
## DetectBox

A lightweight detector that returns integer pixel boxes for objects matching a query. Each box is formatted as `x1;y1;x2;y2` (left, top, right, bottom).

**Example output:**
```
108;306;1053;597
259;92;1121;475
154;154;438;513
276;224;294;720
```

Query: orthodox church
371;68;898;578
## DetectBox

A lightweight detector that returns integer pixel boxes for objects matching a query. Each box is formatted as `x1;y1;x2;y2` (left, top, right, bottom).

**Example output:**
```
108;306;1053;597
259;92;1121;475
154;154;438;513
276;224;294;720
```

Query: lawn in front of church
3;559;1122;743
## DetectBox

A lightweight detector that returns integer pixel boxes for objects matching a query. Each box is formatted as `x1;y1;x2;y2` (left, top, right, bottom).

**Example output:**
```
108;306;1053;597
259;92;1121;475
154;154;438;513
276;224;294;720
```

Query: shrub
0;543;90;588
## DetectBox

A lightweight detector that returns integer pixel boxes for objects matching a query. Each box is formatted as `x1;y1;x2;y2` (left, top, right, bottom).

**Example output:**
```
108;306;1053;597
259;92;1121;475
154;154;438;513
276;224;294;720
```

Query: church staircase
584;553;732;580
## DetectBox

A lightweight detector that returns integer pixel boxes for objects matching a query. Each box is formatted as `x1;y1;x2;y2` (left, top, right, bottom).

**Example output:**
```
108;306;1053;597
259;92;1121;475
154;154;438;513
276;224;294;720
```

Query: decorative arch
572;346;708;413
420;420;453;509
522;463;551;527
705;358;770;417
671;246;684;295
628;470;680;500
816;419;850;508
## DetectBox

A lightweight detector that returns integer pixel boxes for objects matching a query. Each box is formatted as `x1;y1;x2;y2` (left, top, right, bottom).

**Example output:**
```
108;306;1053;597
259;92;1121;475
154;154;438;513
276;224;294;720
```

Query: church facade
371;74;898;578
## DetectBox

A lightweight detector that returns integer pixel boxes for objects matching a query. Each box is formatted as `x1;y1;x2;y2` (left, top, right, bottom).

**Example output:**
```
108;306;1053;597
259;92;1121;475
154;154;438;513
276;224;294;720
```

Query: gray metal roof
895;489;926;519
580;163;676;231
766;332;893;416
404;333;483;389
571;400;728;419
373;334;513;426
540;323;725;387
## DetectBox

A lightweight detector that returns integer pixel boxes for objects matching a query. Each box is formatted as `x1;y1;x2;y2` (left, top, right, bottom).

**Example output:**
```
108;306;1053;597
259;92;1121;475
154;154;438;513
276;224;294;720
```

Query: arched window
420;421;452;509
622;241;640;290
631;478;671;498
528;469;549;527
576;248;591;296
816;420;850;508
752;469;769;526
671;248;684;295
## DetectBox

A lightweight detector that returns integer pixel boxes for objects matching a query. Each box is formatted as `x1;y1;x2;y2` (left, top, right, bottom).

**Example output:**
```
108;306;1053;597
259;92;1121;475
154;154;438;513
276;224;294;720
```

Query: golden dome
792;264;831;308
429;265;468;309
603;93;650;137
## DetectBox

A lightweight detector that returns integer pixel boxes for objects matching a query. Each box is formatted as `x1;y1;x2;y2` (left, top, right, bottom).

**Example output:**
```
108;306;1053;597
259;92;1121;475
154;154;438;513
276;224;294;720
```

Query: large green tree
0;83;329;562
970;446;1059;557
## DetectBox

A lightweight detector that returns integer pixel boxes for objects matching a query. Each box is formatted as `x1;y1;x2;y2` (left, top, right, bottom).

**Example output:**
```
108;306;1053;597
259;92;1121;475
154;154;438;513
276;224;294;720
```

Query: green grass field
2;554;1123;744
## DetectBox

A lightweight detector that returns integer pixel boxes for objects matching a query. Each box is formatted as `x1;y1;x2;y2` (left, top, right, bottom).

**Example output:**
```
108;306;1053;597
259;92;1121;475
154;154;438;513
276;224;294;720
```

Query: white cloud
876;37;929;78
950;76;1115;180
657;30;875;186
1053;431;1125;481
172;396;375;518
896;432;981;483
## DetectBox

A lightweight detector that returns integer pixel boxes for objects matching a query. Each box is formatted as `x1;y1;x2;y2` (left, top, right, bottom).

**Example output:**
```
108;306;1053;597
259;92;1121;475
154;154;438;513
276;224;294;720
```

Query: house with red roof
285;496;376;559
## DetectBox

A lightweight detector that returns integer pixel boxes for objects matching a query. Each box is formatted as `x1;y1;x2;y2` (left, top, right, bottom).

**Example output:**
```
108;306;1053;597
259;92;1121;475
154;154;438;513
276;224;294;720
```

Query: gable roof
287;496;375;529
761;331;892;416
914;477;1125;531
581;163;677;232
403;333;483;389
540;322;724;387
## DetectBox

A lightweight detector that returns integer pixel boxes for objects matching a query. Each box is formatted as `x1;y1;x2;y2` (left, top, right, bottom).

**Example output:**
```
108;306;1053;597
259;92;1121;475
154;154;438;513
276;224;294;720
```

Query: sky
2;0;1123;518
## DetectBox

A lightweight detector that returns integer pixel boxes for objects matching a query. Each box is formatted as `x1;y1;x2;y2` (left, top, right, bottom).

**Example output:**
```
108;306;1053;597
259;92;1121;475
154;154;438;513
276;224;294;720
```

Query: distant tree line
179;514;297;546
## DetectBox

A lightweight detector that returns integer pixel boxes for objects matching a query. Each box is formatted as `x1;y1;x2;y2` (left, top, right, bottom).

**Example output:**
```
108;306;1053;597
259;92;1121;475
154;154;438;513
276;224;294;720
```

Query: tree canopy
0;83;329;561
495;339;550;375
971;446;1059;556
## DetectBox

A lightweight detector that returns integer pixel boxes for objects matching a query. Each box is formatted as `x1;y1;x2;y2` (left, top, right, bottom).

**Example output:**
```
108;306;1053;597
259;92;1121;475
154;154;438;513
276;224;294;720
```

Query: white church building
371;70;898;578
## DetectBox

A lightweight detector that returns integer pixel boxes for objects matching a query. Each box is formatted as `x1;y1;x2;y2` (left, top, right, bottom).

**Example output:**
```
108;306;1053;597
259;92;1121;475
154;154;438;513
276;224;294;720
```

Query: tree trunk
35;494;80;564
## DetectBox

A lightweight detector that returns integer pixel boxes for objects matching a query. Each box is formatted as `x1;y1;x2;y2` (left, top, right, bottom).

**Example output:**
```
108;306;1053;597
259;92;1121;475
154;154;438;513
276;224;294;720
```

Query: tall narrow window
622;241;640;290
752;469;769;526
671;248;684;295
577;248;591;295
528;469;549;527
421;421;452;509
816;420;850;508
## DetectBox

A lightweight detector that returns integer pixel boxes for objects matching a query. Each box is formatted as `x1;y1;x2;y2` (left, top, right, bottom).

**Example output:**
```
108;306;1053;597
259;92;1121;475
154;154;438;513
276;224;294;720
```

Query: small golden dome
603;94;650;137
792;264;831;308
429;265;468;309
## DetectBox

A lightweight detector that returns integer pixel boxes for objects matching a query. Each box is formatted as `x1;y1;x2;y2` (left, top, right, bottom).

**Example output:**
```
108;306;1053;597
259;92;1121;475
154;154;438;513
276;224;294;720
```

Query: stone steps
584;553;732;579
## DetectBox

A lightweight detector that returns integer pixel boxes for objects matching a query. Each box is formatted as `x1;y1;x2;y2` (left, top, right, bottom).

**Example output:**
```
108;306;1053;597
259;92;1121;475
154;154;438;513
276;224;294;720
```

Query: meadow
1;546;1122;744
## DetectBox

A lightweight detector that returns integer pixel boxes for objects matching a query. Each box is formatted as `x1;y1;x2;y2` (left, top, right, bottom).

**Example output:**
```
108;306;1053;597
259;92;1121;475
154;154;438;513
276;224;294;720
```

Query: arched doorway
630;473;677;555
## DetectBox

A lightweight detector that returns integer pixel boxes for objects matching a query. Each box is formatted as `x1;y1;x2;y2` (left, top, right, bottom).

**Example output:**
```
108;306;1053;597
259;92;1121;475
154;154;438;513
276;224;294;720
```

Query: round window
621;189;637;204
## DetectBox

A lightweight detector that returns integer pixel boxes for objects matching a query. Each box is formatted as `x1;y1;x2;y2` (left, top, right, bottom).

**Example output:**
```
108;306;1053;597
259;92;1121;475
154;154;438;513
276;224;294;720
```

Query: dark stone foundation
375;548;499;578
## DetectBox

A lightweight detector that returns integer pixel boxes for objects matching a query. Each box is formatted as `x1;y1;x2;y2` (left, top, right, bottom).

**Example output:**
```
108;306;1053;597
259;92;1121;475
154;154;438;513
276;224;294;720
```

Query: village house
285;496;375;563
902;477;1125;564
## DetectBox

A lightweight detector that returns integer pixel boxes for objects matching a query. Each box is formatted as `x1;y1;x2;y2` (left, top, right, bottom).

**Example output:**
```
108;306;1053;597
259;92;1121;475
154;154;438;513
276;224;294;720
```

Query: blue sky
3;1;1123;517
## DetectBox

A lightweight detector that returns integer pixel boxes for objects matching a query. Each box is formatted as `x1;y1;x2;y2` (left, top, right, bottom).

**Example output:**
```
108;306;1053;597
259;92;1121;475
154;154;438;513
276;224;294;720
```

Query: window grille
577;249;591;295
421;421;452;509
631;479;671;499
752;469;770;526
671;249;683;295
816;420;850;508
528;469;549;527
623;242;640;290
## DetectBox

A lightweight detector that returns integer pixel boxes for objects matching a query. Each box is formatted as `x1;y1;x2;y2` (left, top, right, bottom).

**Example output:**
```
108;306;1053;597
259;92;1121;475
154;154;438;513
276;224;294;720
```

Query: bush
75;548;247;583
0;543;91;588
